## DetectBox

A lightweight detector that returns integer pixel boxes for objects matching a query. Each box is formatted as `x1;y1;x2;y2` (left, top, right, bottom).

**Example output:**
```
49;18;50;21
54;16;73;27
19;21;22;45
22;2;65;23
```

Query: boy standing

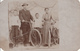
33;13;42;31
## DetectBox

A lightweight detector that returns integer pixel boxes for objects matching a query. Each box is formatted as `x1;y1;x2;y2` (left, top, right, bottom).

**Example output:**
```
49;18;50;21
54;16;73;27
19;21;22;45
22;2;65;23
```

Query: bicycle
9;21;42;47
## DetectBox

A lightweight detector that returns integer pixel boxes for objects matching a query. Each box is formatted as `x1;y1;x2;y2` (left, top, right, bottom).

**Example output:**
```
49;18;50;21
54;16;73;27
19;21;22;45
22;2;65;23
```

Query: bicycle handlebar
23;21;34;29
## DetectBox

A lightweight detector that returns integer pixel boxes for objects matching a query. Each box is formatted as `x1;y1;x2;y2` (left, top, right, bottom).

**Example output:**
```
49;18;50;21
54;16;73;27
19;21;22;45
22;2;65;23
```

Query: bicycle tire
30;29;42;47
9;30;14;43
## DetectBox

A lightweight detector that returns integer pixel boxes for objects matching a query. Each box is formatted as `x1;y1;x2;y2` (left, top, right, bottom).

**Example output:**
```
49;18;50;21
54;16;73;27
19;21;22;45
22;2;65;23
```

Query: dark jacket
19;9;33;22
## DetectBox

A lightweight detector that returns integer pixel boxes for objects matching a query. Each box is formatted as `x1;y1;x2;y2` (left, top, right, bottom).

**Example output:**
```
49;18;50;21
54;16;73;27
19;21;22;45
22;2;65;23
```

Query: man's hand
22;20;25;22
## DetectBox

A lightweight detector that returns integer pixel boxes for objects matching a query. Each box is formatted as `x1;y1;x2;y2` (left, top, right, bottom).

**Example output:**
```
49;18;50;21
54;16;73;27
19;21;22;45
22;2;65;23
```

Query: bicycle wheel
9;30;14;43
9;30;15;47
30;29;42;47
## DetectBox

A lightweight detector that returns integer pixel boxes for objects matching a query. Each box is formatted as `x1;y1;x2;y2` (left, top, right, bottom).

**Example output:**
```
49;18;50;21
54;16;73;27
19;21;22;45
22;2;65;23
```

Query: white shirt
9;16;21;28
33;18;43;28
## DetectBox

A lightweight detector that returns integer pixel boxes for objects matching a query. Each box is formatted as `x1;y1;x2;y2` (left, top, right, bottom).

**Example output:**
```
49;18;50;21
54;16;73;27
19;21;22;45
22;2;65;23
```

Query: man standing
19;3;33;46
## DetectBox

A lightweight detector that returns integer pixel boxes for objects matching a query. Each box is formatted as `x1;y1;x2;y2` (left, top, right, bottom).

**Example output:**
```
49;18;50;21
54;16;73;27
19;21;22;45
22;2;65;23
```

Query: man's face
23;6;27;10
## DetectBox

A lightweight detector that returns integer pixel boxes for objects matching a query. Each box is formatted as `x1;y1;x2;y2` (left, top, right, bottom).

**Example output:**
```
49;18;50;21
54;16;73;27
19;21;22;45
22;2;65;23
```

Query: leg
20;22;27;45
48;29;51;47
23;35;28;45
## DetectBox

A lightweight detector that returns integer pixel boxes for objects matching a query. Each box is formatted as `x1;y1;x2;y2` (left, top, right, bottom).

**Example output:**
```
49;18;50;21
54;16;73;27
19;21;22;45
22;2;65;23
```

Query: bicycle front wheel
30;29;42;47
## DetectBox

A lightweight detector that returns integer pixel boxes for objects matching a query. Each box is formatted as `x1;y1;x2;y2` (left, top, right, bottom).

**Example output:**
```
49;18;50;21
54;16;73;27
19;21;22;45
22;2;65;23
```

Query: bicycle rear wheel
9;30;14;43
30;29;42;47
9;30;14;48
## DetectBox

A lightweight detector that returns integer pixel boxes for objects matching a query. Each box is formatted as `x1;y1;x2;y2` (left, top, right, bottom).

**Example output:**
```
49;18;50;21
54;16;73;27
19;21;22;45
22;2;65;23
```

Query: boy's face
35;14;39;19
45;9;49;13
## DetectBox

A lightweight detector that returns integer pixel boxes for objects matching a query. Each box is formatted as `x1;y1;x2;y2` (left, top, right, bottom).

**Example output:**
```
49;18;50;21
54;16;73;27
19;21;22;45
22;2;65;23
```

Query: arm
50;15;56;23
30;14;33;21
30;14;35;22
42;14;45;26
19;10;24;22
50;16;56;25
42;14;45;22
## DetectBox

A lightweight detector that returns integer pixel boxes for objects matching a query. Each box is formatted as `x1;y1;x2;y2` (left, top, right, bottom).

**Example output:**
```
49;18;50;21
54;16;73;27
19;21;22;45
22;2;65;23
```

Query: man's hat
22;3;28;6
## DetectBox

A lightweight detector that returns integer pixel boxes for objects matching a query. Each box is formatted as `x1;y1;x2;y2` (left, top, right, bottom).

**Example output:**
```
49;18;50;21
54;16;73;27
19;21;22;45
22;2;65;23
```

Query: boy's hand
33;20;35;22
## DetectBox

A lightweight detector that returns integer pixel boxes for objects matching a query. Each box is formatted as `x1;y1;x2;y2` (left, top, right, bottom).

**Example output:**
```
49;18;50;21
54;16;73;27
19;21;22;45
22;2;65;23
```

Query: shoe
43;44;48;47
29;42;32;46
24;44;27;46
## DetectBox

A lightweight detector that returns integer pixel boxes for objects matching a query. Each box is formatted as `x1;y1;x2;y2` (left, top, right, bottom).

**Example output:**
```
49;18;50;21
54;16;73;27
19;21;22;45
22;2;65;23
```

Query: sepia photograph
8;0;59;49
1;0;80;51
